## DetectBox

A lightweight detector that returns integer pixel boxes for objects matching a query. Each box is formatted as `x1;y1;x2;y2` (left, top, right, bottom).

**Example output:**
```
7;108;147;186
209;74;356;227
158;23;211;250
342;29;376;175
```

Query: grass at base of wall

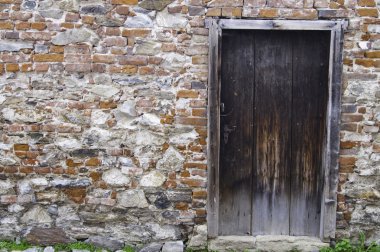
1;233;379;252
0;241;136;252
0;241;33;251
320;232;380;252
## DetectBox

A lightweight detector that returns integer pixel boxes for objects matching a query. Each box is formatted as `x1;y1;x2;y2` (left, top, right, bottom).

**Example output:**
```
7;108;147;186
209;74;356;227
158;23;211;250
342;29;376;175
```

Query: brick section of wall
0;0;379;250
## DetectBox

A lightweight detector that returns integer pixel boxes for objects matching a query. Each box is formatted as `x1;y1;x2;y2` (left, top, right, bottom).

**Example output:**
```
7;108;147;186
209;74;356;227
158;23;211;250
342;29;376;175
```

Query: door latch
223;124;236;144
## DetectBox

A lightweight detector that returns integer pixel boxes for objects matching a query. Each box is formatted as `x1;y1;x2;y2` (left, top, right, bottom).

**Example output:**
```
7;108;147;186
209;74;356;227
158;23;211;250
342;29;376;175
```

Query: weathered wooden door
219;30;330;236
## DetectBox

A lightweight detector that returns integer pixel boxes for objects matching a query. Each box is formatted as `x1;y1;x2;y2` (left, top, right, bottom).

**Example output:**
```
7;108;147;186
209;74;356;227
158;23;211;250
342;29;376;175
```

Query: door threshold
208;235;329;252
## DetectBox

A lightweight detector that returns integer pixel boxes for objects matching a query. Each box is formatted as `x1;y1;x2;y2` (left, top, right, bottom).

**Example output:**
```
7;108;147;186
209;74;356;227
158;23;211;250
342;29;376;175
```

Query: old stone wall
0;0;379;250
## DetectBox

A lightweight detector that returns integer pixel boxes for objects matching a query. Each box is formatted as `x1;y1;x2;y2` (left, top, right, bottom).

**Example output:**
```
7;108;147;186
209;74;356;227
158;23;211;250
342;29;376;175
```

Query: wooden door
219;30;330;236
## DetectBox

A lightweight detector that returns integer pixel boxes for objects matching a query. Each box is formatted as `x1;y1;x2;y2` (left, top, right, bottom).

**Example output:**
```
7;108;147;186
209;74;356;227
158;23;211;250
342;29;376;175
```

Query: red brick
31;22;46;30
176;117;207;126
1;195;17;204
33;54;64;62
26;151;39;159
259;8;279;18
103;37;127;47
63;188;87;204
122;29;151;37
14;144;29;151
60;23;75;29
162;43;177;52
19;166;34;174
177;90;199;98
6;64;19;72
4;166;18;173
93;54;115;63
184;162;207;169
92;64;106;73
193;190;207;199
89;171;102;182
85;158;101;166
50;45;64;53
139;66;155;75
175;202;188;210
82;15;95;24
148;56;163;65
64;45;90;54
0;22;13;29
15;151;27;158
192;108;206;117
52;167;64;174
0;13;9;19
21;63;33;72
206;8;222;16
341;114;363;123
340;141;359;149
15;22;30;30
340;156;357;166
65;13;80;22
100;101;118;109
341;123;358;132
66;159;83;167
358;0;376;6
109;65;138;74
65;167;77;175
115;6;130;15
222;7;242;17
35;63;49;72
364;51;380;58
105;27;121;36
180;178;206;187
357;8;378;17
21;158;39;166
65;64;92;73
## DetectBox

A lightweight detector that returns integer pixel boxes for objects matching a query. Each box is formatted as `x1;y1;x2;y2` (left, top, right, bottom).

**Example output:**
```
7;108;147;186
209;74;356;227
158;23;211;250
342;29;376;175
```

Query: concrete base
208;236;256;252
208;235;329;252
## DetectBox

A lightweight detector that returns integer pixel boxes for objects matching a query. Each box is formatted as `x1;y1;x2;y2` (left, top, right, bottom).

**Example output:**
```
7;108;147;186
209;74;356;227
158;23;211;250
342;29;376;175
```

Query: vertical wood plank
219;30;255;235
252;30;292;235
290;31;330;236
207;19;221;238
321;26;344;241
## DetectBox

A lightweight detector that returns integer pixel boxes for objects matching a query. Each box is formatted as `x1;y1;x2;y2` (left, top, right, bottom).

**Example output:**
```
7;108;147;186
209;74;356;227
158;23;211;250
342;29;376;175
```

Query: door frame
206;19;347;242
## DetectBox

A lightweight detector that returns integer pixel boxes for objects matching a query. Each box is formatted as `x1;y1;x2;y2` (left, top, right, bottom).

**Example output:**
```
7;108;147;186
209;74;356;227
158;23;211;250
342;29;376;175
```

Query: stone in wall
138;0;174;11
21;206;53;225
25;228;72;245
156;9;188;28
0;41;34;52
85;236;124;251
103;169;130;186
124;13;154;28
140;171;166;187
51;28;100;45
117;190;149;208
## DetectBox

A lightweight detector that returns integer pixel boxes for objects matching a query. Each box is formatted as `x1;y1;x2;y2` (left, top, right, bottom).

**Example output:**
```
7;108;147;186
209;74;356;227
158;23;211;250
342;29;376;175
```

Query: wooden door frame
206;19;347;242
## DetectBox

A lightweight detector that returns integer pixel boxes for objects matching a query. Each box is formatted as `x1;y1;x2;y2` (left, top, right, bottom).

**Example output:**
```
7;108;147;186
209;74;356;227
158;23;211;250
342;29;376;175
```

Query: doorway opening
207;19;345;242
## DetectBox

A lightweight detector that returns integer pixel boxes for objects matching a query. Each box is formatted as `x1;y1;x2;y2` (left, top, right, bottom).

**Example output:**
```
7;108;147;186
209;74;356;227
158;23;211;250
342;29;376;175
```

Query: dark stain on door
219;30;330;236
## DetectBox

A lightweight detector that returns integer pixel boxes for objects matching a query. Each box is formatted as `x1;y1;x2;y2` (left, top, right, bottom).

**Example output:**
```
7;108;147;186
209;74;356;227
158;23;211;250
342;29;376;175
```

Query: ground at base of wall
0;236;330;252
